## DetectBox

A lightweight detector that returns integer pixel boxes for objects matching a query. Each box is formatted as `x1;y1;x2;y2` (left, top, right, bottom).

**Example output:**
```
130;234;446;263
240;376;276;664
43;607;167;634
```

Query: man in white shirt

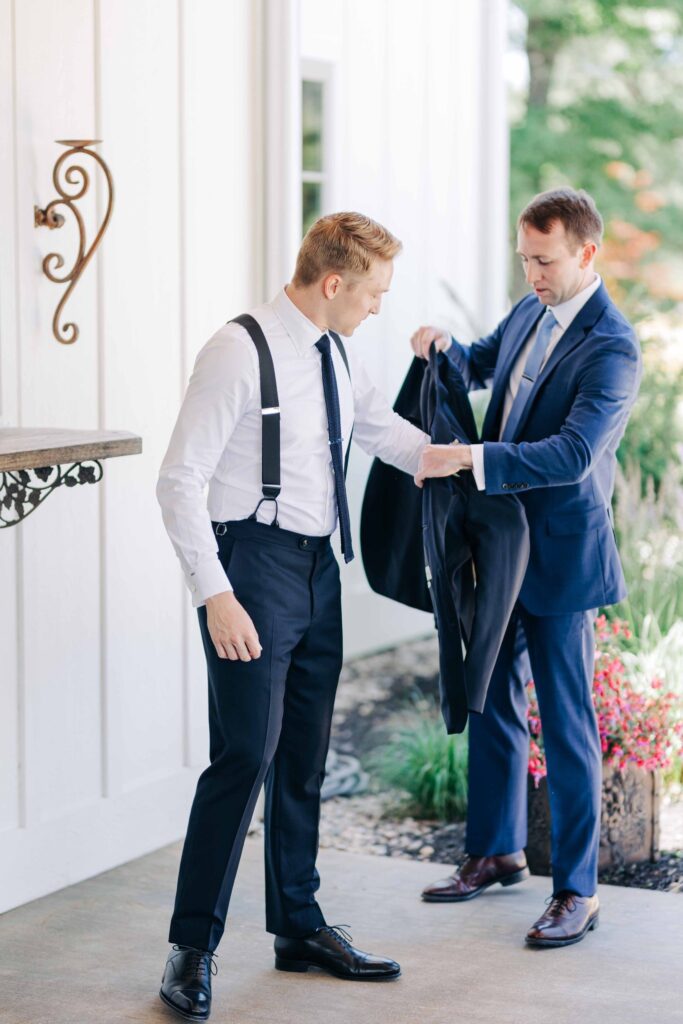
410;188;641;949
157;212;428;1020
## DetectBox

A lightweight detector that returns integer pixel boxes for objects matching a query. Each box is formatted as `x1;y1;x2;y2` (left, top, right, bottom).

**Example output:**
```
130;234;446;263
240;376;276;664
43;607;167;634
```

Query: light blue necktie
501;308;558;442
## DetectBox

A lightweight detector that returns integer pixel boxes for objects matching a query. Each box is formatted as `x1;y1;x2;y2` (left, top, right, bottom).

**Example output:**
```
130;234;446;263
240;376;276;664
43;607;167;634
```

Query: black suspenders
230;314;282;525
227;315;352;529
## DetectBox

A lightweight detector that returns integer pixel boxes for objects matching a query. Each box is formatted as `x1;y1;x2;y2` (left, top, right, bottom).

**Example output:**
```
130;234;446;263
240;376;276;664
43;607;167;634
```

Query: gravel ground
314;633;683;894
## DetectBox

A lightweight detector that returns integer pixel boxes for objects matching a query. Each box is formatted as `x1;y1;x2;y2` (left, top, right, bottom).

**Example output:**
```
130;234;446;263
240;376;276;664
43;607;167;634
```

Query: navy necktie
316;334;354;563
501;308;558;442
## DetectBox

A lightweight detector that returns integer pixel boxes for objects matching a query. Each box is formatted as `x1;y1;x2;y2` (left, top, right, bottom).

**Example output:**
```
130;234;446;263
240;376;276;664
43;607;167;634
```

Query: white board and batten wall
0;0;508;913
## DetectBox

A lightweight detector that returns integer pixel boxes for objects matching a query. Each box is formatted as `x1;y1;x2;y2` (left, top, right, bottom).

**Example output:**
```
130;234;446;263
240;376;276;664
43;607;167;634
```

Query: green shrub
617;358;683;492
371;709;468;822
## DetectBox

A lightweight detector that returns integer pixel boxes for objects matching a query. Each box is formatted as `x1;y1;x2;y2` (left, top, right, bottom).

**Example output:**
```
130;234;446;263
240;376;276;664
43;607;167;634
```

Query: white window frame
300;59;335;234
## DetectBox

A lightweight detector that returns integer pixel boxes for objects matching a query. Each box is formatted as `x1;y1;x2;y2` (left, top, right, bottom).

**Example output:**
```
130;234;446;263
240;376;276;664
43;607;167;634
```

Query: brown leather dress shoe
421;852;530;902
526;891;600;948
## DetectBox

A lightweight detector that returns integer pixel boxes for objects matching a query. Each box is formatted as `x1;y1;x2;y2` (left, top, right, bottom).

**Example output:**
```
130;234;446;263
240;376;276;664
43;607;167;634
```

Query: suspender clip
248;496;280;528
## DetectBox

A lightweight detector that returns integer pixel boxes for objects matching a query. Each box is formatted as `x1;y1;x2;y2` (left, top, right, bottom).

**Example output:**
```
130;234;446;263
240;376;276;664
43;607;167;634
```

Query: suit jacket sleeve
481;332;641;494
445;302;520;390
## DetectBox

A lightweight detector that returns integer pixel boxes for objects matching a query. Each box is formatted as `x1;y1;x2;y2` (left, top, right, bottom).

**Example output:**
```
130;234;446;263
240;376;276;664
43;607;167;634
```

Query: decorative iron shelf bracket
0;462;104;528
0;428;142;529
34;139;114;344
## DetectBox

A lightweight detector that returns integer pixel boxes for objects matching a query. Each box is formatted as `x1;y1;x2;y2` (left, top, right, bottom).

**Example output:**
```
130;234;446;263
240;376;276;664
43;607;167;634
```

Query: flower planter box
526;766;661;875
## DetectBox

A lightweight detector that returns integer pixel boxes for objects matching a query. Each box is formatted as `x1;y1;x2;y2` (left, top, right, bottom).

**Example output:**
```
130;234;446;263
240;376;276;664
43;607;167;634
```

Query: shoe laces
318;924;354;951
173;945;218;979
545;891;578;917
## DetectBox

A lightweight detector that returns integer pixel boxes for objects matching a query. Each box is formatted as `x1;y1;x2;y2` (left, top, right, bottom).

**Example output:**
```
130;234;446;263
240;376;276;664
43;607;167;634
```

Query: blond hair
292;211;402;286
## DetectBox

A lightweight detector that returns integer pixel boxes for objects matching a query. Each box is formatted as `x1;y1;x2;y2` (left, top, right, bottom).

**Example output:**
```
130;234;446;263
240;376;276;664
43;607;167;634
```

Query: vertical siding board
13;0;102;824
0;0;20;833
97;0;184;793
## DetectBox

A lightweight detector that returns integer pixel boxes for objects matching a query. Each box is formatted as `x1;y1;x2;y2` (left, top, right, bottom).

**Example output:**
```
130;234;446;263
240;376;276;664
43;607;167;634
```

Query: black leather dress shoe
274;925;401;981
159;945;217;1021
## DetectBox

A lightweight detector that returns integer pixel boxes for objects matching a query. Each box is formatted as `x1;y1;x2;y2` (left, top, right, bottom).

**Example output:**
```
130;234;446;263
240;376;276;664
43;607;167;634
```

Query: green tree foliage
510;1;683;311
616;357;683;484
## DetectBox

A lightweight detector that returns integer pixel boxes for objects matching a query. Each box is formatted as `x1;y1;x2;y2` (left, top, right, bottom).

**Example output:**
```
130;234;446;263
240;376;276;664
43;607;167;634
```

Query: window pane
302;80;323;173
302;181;322;235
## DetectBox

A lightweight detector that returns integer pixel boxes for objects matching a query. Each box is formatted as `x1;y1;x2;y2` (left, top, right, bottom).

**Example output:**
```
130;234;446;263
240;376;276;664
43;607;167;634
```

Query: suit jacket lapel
483;300;544;440
509;283;610;441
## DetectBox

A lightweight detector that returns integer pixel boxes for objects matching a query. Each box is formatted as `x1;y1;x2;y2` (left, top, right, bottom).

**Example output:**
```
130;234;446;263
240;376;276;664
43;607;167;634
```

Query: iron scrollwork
0;461;103;528
34;140;114;344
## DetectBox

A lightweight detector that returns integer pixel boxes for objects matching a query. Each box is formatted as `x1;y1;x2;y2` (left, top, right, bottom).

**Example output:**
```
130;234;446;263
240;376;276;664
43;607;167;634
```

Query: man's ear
580;241;597;268
322;273;343;300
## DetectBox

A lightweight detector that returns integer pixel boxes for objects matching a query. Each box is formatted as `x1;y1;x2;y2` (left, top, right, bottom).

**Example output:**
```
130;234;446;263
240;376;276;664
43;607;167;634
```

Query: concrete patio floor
1;836;681;1024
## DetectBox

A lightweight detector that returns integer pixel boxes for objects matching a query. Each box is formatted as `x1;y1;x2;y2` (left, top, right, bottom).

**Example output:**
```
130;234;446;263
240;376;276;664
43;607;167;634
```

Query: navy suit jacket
448;281;642;615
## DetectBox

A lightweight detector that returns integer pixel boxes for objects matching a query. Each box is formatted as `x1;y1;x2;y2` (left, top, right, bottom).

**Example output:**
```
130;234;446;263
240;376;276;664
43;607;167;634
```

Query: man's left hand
414;443;473;488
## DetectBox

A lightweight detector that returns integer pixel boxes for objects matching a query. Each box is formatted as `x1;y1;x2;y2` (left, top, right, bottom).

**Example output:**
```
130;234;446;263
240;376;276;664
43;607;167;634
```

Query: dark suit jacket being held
361;348;530;734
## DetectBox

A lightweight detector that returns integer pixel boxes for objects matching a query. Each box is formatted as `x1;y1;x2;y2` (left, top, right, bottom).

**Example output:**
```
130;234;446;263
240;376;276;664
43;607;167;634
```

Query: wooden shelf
0;428;142;472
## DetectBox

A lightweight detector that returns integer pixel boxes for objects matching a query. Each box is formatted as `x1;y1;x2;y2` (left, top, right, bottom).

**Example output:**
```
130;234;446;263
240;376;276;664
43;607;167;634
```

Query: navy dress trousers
169;519;342;952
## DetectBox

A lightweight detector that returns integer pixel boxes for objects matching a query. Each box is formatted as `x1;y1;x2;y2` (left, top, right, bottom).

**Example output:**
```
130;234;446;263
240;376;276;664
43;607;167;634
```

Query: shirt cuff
470;444;486;490
187;557;233;607
412;431;432;475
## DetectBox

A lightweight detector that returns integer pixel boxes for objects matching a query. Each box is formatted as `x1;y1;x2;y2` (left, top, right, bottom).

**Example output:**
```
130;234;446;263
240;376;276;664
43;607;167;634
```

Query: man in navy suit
410;188;641;947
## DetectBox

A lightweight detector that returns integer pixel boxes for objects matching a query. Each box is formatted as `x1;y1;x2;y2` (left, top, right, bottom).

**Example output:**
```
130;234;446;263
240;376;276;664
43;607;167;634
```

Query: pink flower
526;617;683;780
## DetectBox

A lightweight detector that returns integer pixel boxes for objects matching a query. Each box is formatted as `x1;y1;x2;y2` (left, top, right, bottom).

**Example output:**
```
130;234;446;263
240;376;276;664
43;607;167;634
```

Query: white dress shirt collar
549;273;602;331
270;286;326;353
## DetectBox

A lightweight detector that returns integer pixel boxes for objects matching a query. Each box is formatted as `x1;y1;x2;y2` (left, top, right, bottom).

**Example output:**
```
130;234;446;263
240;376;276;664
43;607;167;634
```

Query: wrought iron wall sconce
34;139;114;344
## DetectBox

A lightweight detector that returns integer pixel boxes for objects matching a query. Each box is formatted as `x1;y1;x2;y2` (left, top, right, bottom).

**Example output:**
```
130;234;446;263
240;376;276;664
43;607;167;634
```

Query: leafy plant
371;709;468;822
617;353;683;490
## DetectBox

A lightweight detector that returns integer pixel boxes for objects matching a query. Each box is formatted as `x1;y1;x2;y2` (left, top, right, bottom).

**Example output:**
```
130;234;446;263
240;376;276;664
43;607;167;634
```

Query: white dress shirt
157;288;429;605
470;274;602;489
